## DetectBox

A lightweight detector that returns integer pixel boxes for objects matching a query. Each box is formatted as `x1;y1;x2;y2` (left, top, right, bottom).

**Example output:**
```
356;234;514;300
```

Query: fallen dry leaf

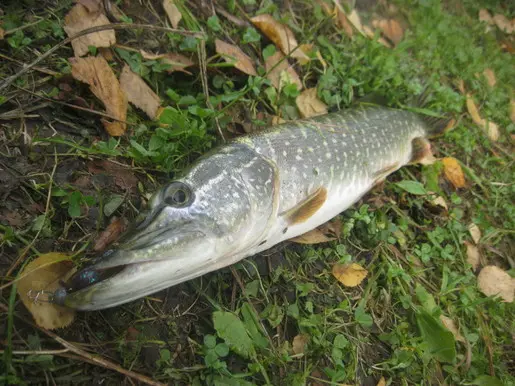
439;315;465;342
477;266;515;303
98;47;114;61
442;157;466;189
17;253;76;329
332;263;368;287
431;196;448;210
119;65;161;119
372;18;404;45
492;14;514;34
510;99;515;123
140;50;194;74
346;9;365;35
466;95;500;141
78;0;102;13
251;14;309;62
271;115;287;125
163;0;182;29
0;27;5;40
376;377;387;386
265;50;302;91
71;56;127;136
296;88;328;118
335;5;354;38
464;241;480;270
362;25;392;48
289;228;336;244
292;334;309;355
468;223;481;244
63;3;116;57
478;9;493;25
483;68;496;87
215;39;257;76
93;217;127;252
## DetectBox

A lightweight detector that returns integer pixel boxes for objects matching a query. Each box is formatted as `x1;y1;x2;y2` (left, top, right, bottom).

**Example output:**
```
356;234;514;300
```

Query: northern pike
48;104;448;310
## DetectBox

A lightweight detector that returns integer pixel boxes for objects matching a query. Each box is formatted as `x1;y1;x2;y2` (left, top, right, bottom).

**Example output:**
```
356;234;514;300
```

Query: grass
0;0;514;385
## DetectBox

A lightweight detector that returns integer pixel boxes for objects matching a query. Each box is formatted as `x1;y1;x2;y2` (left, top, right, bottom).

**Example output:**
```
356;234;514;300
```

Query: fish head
52;146;275;310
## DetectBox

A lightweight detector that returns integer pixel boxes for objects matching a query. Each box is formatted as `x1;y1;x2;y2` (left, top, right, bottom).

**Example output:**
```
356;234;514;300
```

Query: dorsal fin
282;187;327;225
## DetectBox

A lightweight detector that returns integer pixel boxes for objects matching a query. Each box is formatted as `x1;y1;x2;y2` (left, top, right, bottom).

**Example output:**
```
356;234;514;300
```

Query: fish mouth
54;228;207;310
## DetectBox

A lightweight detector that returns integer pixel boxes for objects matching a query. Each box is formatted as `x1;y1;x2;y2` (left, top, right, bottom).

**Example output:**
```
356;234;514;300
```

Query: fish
49;104;450;310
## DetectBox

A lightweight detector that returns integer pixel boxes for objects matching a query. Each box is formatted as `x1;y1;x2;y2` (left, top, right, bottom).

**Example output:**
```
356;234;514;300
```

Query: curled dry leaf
93;217;127;252
483;68;496;87
468;223;481;244
64;3;116;57
71;56;127;136
215;39;257;76
439;315;465;342
371;18;404;45
265;50;302;91
251;14;309;62
477;266;515;303
119;65;161;119
296;88;328;118
17;253;76;329
332;263;368;287
140;50;194;74
464;241;480;270
289;228;336;244
441;157;465;189
466;95;500;141
292;334;309;355
163;0;182;29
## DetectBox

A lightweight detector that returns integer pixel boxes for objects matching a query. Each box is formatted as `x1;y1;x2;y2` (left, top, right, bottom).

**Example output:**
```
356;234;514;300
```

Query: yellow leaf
119;65;161;119
332;263;368;287
483;68;496;87
468;223;481;244
466;95;500;141
292;334;309;355
439;315;465;342
510;99;515;123
464;241;480;271
296;88;328;118
289;228;336;244
140;50;195;74
70;56;128;136
251;14;309;62
17;253;76;329
441;157;465;189
63;3;116;57
477;266;515;303
163;0;182;29
371;18;404;45
346;9;365;35
376;376;387;386
215;39;257;76
264;50;302;91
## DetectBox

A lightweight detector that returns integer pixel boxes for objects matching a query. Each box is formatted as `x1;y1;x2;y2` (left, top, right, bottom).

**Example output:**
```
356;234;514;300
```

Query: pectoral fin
282;186;327;225
410;137;436;165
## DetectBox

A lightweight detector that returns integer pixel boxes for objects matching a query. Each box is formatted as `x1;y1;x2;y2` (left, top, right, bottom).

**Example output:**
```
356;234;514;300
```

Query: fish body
55;105;439;310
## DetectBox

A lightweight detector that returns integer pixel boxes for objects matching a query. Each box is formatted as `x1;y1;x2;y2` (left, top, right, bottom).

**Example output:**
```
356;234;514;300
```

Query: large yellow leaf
332;263;368;287
441;157;466;189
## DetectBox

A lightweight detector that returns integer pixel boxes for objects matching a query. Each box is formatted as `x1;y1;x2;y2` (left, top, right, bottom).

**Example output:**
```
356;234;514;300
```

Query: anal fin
410;137;436;165
373;162;400;185
282;186;327;225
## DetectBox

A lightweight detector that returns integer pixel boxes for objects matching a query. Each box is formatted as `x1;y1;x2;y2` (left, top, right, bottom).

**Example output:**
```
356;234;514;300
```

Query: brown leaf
510;99;515;123
163;0;182;29
346;9;365;35
93;217;127;252
439;315;465;342
0;27;5;40
289;228;336;244
119;65;161;119
478;9;493;25
71;56;127;136
362;25;392;48
492;14;514;34
441;157;466;189
0;210;24;227
466;95;500;141
64;3;116;57
98;47;114;61
215;39;257;76
332;263;368;287
483;68;496;87
296;88;328;118
77;0;102;13
477;266;515;303
17;253;76;329
371;18;404;45
271;115;287;125
87;160;138;190
140;50;195;74
464;241;480;270
468;223;481;244
251;14;309;62
265;50;302;91
292;334;309;355
334;2;353;38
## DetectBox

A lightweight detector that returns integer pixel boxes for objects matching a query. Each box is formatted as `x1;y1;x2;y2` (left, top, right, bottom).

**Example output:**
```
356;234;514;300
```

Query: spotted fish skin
55;105;432;310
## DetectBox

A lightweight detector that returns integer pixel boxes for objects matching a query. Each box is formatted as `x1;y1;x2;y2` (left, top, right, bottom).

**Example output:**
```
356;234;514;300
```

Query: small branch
0;23;205;92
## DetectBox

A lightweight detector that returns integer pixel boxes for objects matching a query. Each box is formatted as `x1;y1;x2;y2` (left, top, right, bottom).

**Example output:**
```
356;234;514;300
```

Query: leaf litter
441;157;466;189
163;0;182;29
215;39;257;76
140;50;195;74
119;64;161;119
264;50;303;91
477;266;515;303
332;263;368;287
296;88;328;118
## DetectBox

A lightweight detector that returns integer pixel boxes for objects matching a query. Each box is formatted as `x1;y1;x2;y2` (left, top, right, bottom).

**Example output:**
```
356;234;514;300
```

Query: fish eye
164;182;194;207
